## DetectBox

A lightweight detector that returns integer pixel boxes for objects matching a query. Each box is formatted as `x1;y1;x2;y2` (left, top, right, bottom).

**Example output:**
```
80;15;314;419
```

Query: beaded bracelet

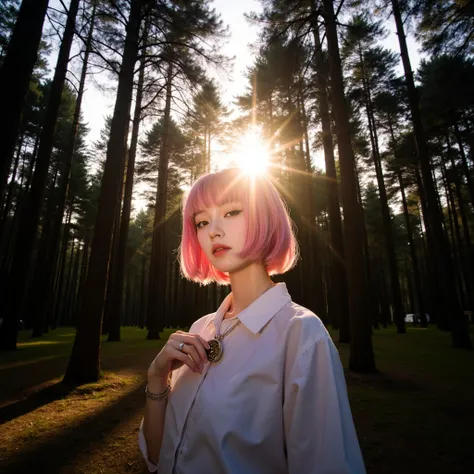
145;383;171;401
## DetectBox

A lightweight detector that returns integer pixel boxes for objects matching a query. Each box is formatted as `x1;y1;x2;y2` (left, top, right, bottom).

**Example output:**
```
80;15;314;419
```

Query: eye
225;209;242;217
195;220;208;229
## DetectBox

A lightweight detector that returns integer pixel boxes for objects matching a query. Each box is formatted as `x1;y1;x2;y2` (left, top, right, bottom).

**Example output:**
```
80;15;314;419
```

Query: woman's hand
148;330;211;383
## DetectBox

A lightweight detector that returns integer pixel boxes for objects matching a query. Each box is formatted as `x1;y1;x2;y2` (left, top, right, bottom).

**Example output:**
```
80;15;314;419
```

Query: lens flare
229;127;270;175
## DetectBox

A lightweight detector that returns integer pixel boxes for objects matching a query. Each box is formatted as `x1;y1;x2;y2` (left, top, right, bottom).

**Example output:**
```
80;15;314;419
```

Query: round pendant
206;339;223;363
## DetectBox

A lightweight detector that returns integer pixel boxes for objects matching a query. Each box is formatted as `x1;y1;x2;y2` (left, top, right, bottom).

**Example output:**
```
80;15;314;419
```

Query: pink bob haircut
179;167;299;285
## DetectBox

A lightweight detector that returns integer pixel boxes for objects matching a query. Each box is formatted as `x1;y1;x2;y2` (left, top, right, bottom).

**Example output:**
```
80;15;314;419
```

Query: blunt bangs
179;168;298;285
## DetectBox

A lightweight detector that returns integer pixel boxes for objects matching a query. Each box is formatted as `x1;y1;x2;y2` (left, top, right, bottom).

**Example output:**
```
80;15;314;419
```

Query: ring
178;342;185;352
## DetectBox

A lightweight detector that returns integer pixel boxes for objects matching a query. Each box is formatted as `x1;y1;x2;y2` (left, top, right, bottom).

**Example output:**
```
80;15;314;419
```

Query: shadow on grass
0;381;145;474
0;380;78;424
0;354;70;406
345;370;421;393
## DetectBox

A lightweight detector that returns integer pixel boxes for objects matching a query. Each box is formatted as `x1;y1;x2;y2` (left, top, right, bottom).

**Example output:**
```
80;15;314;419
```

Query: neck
225;263;273;319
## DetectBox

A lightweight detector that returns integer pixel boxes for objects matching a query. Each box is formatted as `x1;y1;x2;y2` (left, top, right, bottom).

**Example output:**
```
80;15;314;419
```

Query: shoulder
273;302;334;361
276;301;330;343
279;304;341;386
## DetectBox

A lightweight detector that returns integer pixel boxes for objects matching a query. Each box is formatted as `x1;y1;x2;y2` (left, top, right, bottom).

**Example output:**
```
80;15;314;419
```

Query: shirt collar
204;282;291;335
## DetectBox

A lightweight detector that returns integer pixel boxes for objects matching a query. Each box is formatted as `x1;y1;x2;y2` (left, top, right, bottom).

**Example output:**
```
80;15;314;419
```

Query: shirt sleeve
138;365;177;473
138;417;159;472
283;317;366;474
138;317;207;472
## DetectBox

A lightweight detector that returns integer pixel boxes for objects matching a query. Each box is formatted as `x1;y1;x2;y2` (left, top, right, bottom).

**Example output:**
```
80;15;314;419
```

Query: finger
196;334;211;350
169;348;199;373
180;343;204;369
176;334;209;364
189;336;210;364
169;332;210;350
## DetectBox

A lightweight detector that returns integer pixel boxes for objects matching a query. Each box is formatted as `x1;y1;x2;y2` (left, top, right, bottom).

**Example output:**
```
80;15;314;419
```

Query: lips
212;244;231;255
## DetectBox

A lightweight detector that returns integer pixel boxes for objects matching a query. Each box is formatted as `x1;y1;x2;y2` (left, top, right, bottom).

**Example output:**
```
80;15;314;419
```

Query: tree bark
0;0;80;351
397;169;427;327
64;0;144;383
32;0;97;338
321;0;376;372
147;61;173;339
52;212;72;328
0;132;25;232
454;123;474;209
447;136;474;310
440;160;466;308
391;0;472;349
139;255;147;329
0;0;49;204
310;7;349;341
102;190;124;335
358;43;406;334
108;21;147;342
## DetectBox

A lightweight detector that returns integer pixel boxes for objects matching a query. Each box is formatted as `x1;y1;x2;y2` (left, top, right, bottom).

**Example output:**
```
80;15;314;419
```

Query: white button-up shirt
139;283;366;473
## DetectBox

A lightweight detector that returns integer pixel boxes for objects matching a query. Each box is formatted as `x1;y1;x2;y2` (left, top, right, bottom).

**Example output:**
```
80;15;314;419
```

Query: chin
212;258;253;275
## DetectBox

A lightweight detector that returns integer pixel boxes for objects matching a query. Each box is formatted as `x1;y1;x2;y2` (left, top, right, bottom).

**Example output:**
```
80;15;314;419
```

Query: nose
208;219;224;240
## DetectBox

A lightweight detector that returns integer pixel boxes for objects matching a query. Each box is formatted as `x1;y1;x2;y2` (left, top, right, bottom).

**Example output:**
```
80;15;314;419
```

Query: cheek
228;217;247;246
196;231;207;252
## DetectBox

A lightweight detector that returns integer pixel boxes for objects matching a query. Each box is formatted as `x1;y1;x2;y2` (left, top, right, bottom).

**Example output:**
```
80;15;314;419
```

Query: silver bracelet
145;383;171;401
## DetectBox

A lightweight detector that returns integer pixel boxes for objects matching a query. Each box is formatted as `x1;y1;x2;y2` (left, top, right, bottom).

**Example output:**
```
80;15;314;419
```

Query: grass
0;326;181;369
0;325;473;473
331;326;474;474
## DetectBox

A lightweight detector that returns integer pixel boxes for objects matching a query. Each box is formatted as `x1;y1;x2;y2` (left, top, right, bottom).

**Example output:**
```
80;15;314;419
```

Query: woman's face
194;201;250;274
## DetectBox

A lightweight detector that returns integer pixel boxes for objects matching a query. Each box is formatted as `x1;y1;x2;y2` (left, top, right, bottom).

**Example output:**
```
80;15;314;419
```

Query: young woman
139;167;366;474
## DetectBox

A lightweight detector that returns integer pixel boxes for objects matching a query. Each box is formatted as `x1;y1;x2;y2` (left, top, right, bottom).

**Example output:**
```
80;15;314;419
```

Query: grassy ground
0;325;473;473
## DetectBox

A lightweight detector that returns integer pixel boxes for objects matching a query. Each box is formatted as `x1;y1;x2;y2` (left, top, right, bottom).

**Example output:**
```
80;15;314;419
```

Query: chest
169;322;286;429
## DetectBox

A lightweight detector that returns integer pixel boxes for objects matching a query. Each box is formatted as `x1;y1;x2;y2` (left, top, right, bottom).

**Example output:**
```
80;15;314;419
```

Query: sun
229;127;270;175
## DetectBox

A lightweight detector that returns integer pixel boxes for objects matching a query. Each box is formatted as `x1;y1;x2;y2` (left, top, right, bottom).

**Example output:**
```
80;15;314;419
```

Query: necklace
206;281;275;363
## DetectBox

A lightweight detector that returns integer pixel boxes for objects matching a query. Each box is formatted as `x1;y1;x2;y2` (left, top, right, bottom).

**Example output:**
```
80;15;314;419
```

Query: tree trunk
454;123;474;209
52;212;72;328
310;7;349;341
0;132;25;231
355;163;379;329
321;0;376;372
1;138;37;268
358;43;406;334
139;255;147;329
440;160;466;308
108;23;146;342
32;1;97;337
70;234;90;328
414;165;442;326
398;170;427;327
0;0;49;204
0;0;80;351
66;238;82;327
447;136;474;310
103;195;124;335
147;61;173;340
63;0;143;383
391;0;472;349
63;237;77;327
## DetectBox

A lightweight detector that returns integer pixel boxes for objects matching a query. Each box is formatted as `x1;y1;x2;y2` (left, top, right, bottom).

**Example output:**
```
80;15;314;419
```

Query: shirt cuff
138;418;159;472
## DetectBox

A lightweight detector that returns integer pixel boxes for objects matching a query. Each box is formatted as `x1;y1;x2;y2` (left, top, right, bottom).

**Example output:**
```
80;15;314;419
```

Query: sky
77;0;264;146
44;0;424;206
51;0;423;147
